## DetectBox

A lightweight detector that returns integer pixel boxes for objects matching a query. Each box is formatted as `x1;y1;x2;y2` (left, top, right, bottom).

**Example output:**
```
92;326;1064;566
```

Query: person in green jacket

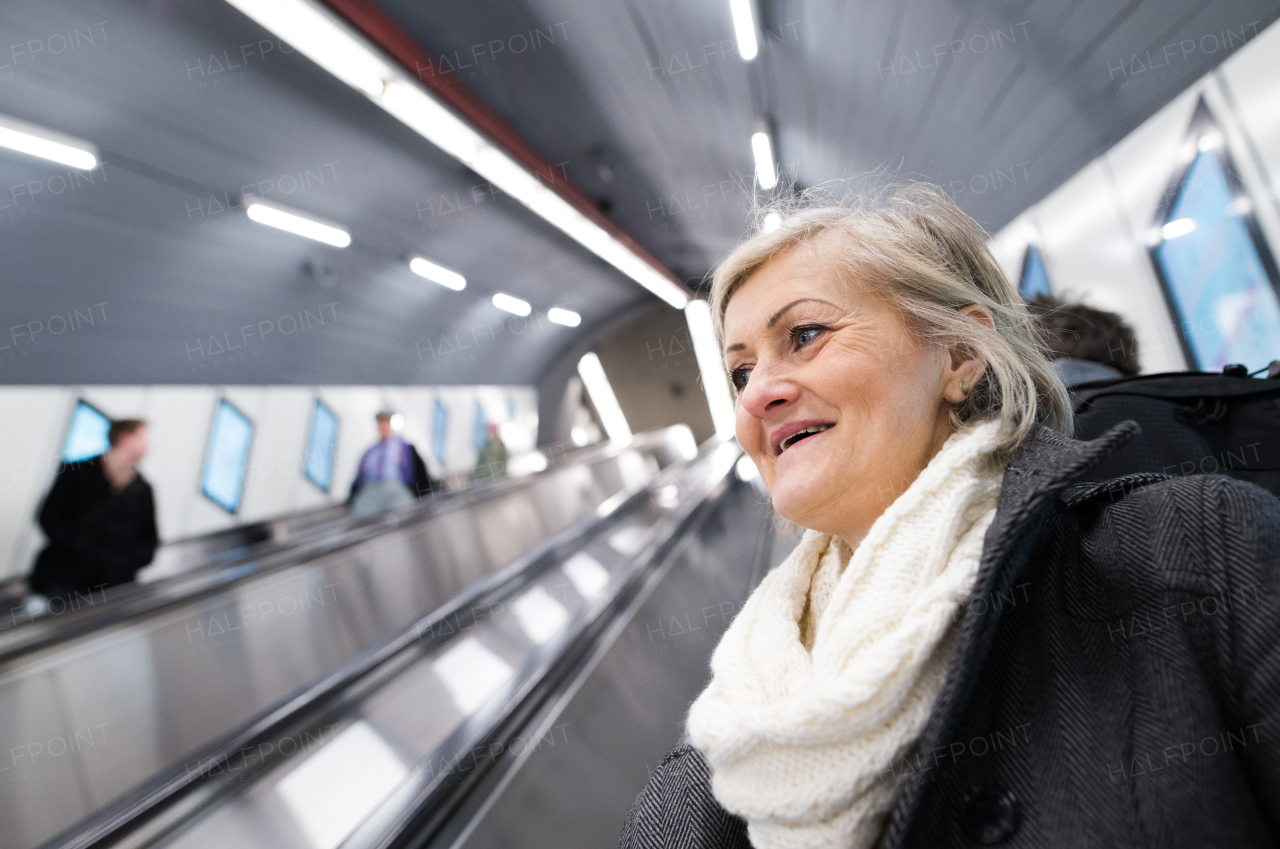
473;422;509;480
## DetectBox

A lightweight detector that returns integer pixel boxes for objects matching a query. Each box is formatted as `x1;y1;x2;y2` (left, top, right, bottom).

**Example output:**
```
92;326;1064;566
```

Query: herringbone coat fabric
621;423;1280;849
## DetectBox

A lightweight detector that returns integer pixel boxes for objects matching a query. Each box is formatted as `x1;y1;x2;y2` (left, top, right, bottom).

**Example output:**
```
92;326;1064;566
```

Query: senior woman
622;185;1280;849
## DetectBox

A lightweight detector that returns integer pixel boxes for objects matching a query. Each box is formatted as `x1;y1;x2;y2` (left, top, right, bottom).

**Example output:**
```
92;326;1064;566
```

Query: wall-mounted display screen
200;399;254;513
304;399;339;493
1019;244;1051;300
1152;114;1280;371
473;400;488;451
62;400;112;463
432;399;449;466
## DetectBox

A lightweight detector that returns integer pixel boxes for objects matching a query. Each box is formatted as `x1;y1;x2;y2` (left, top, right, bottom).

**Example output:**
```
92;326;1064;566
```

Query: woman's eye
794;326;824;347
729;366;752;391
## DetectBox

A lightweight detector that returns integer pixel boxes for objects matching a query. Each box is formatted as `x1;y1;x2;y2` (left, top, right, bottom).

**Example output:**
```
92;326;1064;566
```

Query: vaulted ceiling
0;0;1275;389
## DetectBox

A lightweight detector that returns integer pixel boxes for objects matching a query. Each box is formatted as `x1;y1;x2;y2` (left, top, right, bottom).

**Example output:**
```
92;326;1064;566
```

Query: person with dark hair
1027;294;1140;386
29;418;159;603
348;411;436;518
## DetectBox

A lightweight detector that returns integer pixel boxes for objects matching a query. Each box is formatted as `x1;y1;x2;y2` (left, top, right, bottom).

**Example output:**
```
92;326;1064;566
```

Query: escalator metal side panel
432;477;775;849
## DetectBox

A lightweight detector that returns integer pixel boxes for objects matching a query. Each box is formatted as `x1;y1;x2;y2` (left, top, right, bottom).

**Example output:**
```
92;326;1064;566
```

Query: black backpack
1071;366;1280;497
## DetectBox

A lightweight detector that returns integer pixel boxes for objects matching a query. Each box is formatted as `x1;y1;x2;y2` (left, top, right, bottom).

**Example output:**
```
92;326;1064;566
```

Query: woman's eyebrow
724;297;842;353
767;298;841;328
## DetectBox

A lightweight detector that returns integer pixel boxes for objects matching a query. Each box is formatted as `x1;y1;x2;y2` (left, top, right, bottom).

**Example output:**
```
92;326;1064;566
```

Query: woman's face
722;246;962;545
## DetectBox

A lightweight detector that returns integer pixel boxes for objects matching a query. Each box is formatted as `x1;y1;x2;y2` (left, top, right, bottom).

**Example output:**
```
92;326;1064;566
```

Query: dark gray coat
622;423;1280;848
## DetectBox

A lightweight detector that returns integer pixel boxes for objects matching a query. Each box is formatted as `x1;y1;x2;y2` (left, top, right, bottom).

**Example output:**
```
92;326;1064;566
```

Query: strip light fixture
728;0;760;61
223;0;689;309
0;113;98;170
243;195;351;247
409;255;466;290
752;125;778;190
548;307;581;327
685;299;737;440
492;292;531;316
577;352;632;445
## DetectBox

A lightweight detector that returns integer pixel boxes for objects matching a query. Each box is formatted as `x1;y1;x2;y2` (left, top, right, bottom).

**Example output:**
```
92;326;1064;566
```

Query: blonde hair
709;183;1071;453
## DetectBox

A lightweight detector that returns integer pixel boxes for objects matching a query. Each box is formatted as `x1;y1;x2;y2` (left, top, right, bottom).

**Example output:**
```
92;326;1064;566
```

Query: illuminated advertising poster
1151;104;1280;371
1019;244;1051;300
62;400;111;463
304;399;339;493
200;399;254;513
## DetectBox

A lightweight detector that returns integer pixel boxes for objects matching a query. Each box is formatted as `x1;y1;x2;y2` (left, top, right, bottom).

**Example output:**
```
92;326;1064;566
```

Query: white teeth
779;424;832;453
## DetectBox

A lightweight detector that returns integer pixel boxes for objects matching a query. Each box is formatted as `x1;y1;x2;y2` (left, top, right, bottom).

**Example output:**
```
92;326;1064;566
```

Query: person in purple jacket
348;411;436;518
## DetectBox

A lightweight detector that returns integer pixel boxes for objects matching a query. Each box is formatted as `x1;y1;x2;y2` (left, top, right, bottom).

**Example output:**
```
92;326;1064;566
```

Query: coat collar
880;421;1139;849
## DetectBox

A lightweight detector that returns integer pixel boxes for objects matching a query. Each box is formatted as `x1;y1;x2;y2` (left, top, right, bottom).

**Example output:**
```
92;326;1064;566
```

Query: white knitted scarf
686;421;1007;849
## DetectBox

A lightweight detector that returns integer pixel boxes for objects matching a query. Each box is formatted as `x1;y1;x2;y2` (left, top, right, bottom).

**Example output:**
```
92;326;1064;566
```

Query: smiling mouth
779;424;833;454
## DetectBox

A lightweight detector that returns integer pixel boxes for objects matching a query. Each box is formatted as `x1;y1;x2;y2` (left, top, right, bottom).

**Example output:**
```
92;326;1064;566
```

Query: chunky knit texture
686;421;1007;849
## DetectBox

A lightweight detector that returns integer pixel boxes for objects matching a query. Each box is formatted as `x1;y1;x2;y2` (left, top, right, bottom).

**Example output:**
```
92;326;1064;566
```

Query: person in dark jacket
622;186;1280;849
29;418;159;602
348;410;436;518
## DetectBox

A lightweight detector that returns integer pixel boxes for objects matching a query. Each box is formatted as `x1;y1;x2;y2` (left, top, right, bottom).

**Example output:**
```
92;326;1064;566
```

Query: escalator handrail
0;428;689;665
44;439;721;849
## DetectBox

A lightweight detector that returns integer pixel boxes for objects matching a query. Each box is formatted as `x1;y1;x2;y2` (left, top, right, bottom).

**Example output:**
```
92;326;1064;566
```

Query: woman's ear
942;305;994;404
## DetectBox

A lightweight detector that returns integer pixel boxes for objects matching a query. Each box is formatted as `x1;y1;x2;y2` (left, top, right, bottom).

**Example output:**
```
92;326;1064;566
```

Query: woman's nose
738;364;799;419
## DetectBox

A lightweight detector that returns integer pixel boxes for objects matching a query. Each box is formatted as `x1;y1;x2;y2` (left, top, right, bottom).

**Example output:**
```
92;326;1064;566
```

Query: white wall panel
0;387;73;584
238;387;312;523
145;387;219;540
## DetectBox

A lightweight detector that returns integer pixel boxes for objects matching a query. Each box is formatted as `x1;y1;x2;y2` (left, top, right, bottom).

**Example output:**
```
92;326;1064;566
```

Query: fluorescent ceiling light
577;352;632;445
1161;218;1196;240
752;130;777;190
728;0;759;60
221;0;688;310
224;0;391;95
547;307;581;327
376;80;482;162
244;195;351;247
492;292;531;316
409;255;466;290
0;113;98;170
685;299;737;440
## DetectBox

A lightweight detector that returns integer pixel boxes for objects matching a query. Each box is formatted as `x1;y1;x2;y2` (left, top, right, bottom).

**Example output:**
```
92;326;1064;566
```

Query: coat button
959;784;1019;844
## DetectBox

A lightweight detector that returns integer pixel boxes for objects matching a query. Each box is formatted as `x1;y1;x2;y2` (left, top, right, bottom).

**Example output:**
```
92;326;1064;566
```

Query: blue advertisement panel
432;399;449;466
473;400;488;451
1153;147;1280;371
200;399;254;513
62;400;112;463
304;399;339;493
1019;244;1051;300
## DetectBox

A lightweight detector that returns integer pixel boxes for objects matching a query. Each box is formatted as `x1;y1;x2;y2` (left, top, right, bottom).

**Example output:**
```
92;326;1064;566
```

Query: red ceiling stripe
318;0;684;291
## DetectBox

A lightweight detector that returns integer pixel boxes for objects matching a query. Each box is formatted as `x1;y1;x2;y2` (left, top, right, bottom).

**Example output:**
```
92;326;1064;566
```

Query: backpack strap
1074;371;1280;407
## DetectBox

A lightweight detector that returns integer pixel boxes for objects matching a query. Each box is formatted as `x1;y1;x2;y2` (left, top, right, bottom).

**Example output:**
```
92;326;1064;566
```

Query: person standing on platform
348;411;436;518
473;422;509;480
29;419;159;604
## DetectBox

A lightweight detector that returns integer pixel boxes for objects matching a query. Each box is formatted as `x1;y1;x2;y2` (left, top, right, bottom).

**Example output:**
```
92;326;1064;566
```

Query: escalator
0;427;703;849
16;439;776;849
